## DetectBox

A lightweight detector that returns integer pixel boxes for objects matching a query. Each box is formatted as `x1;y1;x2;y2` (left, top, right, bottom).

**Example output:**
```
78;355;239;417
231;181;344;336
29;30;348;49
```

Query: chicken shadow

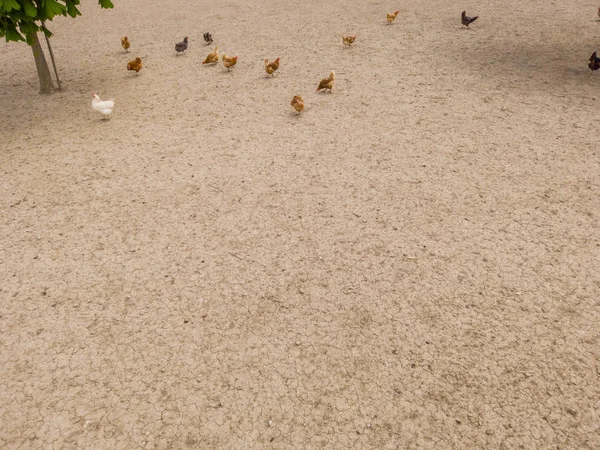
450;36;599;88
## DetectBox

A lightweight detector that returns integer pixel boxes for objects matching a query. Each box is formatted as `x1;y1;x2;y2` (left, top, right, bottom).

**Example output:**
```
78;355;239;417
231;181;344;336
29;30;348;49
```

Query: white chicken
91;93;115;120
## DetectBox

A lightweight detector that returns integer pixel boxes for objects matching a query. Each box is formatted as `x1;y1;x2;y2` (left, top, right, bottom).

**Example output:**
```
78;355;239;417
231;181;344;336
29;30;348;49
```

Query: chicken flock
91;8;600;119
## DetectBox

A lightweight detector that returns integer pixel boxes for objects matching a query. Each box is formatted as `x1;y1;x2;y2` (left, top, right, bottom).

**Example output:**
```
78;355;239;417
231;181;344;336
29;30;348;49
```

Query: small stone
565;407;577;417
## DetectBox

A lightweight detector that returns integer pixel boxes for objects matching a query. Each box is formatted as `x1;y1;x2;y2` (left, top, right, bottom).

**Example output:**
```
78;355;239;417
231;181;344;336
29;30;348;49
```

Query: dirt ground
1;0;599;448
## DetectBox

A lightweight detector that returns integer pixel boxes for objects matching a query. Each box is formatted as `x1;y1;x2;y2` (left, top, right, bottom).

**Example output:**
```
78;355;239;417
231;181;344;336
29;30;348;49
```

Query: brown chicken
387;10;400;24
202;47;219;65
126;57;143;73
222;54;238;71
121;36;130;52
461;11;479;28
291;95;304;114
264;57;280;77
589;52;600;72
316;71;335;92
342;35;357;47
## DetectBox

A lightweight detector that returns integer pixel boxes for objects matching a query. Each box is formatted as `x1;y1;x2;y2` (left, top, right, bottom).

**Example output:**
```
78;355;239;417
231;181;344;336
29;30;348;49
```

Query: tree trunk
42;23;62;91
29;33;54;94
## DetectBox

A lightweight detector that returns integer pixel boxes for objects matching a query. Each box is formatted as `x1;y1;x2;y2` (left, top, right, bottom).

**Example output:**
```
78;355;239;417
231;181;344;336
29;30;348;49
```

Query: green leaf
19;20;40;39
44;0;66;20
43;1;55;19
1;0;21;13
0;0;114;45
23;0;38;17
4;22;24;41
66;3;81;18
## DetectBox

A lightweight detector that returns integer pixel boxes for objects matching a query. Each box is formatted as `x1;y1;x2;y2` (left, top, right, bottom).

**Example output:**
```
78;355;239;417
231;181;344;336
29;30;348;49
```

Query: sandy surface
1;0;600;448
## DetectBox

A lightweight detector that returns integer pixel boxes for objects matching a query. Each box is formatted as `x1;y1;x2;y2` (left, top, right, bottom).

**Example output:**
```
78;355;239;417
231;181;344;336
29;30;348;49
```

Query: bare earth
1;0;599;448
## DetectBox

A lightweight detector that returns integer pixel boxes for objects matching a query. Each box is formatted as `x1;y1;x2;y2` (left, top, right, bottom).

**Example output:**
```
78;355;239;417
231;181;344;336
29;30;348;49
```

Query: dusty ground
1;0;600;448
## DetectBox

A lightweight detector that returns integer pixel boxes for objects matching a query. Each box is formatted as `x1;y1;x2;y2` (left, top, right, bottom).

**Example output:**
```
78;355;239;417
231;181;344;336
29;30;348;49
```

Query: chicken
203;32;213;44
222;54;238;71
121;36;130;52
316;71;335;92
387;10;400;24
291;95;304;114
202;46;219;64
175;36;188;54
126;57;143;73
91;93;115;120
598;7;600;20
342;35;357;47
264;57;280;77
589;52;600;72
461;11;479;28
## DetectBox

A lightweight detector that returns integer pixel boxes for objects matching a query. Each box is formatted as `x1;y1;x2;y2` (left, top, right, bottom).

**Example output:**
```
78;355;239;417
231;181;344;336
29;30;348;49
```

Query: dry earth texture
1;0;600;448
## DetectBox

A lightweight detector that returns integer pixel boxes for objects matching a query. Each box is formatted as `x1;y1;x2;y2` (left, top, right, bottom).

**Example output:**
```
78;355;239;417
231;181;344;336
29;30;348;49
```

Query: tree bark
29;33;54;94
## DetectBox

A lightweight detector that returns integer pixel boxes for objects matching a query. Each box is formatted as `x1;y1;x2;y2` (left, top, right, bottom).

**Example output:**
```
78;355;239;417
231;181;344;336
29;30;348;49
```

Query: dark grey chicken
461;11;478;28
203;32;213;44
175;36;188;54
589;52;600;72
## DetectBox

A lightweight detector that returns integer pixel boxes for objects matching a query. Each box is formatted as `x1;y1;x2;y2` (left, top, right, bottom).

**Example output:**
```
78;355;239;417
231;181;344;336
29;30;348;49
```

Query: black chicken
589;52;600;72
203;32;213;44
461;11;479;28
175;36;188;54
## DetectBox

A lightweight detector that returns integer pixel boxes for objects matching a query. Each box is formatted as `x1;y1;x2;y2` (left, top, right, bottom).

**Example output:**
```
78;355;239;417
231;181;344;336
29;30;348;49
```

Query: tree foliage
0;0;114;44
